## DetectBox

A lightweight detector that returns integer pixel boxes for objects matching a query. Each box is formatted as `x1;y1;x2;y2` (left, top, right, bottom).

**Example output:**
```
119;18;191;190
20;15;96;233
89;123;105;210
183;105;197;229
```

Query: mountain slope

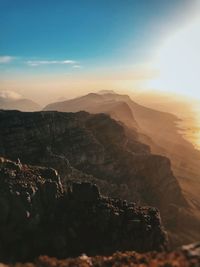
0;97;41;111
0;110;197;247
44;92;200;229
44;93;138;129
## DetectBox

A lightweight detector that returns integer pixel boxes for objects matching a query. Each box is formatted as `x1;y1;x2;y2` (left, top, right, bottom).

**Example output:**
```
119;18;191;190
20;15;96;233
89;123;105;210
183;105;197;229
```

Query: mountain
0;109;198;247
43;92;180;138
44;92;200;235
43;92;192;153
0;157;167;261
44;93;138;129
0;95;41;111
98;89;116;95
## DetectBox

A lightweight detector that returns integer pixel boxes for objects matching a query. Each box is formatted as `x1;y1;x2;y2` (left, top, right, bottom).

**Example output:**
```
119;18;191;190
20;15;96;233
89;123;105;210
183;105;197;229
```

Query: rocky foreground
0;157;167;262
0;146;199;267
1;244;200;267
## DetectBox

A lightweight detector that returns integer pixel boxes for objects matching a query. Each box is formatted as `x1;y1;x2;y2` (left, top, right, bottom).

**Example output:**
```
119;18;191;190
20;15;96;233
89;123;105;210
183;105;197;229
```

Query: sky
0;0;200;104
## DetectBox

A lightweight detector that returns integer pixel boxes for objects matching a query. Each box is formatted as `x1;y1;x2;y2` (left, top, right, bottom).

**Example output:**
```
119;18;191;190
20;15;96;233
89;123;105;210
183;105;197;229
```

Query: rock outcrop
0;110;190;247
31;244;200;267
0;157;167;262
0;243;200;267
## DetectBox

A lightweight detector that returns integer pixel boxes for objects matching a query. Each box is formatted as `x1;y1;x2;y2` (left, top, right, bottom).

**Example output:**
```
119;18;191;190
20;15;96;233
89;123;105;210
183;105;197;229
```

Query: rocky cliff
0;110;186;203
44;91;200;187
0;110;191;246
44;92;200;246
0;111;193;247
0;157;167;262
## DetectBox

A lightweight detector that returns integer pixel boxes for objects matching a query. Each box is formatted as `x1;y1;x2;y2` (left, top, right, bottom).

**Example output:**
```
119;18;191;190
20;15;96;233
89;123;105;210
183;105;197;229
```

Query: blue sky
0;0;199;102
0;0;197;71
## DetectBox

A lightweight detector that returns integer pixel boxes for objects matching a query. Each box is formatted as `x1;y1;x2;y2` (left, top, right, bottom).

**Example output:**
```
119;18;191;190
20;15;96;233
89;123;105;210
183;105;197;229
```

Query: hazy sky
0;0;199;104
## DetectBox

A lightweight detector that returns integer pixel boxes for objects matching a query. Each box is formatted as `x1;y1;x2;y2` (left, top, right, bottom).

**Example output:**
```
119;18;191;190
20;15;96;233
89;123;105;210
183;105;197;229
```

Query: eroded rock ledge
0;157;167;262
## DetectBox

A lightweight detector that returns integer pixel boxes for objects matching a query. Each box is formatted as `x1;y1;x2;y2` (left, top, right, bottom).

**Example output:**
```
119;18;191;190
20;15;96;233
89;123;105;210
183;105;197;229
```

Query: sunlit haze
0;0;200;103
1;0;200;149
148;15;200;99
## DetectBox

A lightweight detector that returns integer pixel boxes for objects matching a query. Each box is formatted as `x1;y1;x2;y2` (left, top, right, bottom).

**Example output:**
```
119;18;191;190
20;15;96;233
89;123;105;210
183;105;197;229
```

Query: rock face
0;157;167;262
44;91;200;247
0;110;189;247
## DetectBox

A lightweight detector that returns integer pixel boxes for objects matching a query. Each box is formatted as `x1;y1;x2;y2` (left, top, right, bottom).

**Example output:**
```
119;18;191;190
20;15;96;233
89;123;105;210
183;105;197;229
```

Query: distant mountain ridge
43;91;178;133
0;97;41;111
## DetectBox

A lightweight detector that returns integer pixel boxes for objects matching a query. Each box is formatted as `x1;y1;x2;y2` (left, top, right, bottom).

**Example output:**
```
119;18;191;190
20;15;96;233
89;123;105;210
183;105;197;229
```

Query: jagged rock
1;244;200;267
0;158;167;262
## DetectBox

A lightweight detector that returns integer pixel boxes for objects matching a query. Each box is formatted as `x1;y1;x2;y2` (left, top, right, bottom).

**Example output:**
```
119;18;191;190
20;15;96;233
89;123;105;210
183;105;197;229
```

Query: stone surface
0;244;200;267
0;157;167;262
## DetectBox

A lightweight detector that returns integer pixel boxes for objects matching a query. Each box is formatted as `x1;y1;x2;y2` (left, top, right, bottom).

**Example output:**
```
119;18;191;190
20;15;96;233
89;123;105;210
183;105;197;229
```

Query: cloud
0;56;15;64
72;65;82;69
0;90;23;100
27;59;77;67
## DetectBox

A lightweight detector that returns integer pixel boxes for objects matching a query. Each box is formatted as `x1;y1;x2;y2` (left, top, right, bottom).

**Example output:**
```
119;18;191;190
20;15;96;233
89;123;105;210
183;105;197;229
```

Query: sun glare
148;17;200;99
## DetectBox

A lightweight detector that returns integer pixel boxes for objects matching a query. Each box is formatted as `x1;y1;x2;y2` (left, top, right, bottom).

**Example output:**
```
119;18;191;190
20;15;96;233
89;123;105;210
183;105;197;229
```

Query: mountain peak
98;90;117;95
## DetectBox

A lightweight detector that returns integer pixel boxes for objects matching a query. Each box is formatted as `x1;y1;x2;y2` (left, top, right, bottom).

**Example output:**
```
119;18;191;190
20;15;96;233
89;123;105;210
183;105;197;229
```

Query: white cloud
0;90;23;100
72;65;82;69
27;59;77;67
0;56;15;64
63;60;77;64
